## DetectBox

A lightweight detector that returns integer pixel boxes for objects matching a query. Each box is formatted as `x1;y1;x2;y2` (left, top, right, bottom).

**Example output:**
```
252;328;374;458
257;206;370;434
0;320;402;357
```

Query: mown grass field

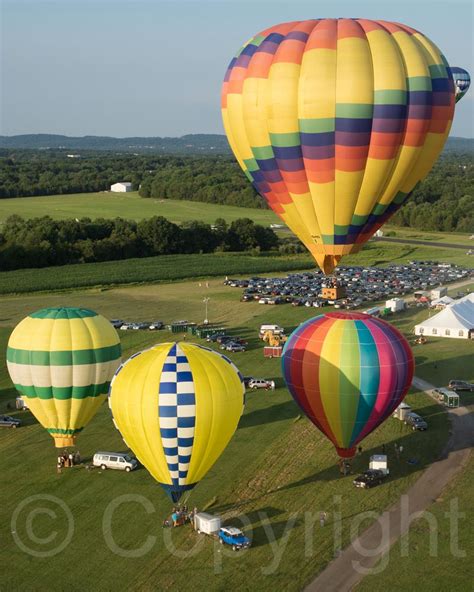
1;276;473;592
1;240;473;295
0;192;279;225
0;192;472;249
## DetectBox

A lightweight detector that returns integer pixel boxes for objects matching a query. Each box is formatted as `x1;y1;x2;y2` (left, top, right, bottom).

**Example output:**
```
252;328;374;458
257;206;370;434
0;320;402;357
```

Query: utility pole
203;297;210;325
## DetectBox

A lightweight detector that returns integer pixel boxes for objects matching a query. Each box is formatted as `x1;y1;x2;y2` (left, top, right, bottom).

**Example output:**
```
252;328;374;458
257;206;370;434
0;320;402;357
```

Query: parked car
353;469;386;489
110;319;124;328
448;380;474;392
0;415;21;428
405;412;428;431
216;335;232;344
93;452;138;472
218;527;251;550
242;376;254;389
225;342;246;353
248;378;275;390
119;323;132;330
149;321;164;330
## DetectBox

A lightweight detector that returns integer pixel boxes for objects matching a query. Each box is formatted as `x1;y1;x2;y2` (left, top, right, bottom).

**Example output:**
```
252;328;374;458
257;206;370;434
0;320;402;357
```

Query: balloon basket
53;435;76;448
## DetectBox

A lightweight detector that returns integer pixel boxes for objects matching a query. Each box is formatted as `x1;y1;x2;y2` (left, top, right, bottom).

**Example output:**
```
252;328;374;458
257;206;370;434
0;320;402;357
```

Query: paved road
305;377;474;592
373;236;470;250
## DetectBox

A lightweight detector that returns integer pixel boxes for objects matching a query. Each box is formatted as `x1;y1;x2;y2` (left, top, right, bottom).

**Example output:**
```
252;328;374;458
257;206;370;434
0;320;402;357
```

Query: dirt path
305;377;474;592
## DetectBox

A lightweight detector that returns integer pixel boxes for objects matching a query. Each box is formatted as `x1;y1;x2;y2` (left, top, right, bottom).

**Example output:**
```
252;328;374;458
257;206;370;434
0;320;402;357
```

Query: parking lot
225;261;473;309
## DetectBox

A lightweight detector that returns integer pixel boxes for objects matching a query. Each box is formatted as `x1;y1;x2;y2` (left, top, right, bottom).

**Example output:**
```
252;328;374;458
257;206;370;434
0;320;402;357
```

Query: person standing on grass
320;512;328;527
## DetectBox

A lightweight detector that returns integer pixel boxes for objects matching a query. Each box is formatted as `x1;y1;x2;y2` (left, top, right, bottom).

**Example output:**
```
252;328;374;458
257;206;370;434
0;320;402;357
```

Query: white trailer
430;287;447;300
193;512;221;535
392;402;412;420
369;454;389;475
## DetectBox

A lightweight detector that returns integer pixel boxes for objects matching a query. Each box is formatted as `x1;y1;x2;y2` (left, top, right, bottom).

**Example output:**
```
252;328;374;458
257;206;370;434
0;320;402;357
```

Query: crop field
2;240;473;295
1;275;473;592
0;192;279;225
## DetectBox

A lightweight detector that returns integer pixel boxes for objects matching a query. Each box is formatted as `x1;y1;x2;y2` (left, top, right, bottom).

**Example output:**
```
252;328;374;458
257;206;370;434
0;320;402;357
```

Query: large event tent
415;294;474;339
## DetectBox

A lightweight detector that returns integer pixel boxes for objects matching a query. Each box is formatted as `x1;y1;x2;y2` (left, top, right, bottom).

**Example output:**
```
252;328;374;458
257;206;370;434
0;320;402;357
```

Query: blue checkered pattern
159;344;196;487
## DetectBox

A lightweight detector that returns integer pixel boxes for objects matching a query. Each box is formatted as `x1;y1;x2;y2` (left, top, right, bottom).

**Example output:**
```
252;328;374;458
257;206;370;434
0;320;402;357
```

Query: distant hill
0;134;231;153
1;133;472;154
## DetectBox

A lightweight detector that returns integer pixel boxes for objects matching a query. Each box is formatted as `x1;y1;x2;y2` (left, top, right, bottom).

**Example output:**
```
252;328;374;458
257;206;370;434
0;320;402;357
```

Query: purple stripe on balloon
285;31;310;42
301;145;335;160
234;54;252;69
432;91;452;106
276;158;306;172
371;118;405;133
407;104;432;120
261;168;283;183
336;131;371;146
336;118;372;133
258;39;282;55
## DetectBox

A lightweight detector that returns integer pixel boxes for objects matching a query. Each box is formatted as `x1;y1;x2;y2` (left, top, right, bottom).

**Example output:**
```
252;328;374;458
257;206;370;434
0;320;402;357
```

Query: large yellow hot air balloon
109;343;245;502
222;18;469;273
6;307;121;447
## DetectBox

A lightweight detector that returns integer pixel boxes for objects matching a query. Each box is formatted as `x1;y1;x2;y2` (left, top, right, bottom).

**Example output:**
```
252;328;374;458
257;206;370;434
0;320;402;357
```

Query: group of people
57;450;81;472
163;505;198;528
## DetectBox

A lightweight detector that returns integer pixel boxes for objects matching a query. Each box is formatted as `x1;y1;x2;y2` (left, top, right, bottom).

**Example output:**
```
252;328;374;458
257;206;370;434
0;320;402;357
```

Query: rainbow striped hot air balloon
7;307;121;448
282;312;414;458
222;18;469;274
109;343;245;502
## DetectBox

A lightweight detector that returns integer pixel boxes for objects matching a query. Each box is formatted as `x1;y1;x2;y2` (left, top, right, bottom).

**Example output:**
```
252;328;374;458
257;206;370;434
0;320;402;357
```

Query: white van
259;324;285;338
93;451;137;472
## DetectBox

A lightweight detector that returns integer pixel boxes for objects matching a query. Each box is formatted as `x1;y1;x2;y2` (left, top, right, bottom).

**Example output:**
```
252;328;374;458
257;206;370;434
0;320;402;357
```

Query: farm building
385;298;405;312
111;182;132;192
414;294;474;339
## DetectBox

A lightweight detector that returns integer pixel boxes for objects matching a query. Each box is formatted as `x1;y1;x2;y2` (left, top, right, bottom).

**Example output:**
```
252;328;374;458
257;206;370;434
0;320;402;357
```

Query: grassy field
1;240;473;295
0;193;472;249
0;192;279;225
356;454;474;592
383;226;473;246
1;275;473;592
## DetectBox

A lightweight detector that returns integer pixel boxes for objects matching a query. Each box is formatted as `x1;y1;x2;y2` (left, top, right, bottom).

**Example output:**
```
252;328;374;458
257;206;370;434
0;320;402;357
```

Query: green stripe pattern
14;382;111;400
7;344;122;366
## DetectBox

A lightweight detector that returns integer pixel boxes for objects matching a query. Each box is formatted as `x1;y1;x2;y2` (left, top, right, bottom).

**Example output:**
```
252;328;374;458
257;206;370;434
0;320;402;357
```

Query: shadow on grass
239;400;299;429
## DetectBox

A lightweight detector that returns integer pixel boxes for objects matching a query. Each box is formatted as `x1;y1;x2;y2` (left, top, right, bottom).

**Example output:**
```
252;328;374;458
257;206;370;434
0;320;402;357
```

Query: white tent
415;295;474;339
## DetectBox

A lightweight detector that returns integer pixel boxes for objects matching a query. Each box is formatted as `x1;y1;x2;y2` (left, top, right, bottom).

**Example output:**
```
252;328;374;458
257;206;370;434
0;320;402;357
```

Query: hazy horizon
2;0;473;138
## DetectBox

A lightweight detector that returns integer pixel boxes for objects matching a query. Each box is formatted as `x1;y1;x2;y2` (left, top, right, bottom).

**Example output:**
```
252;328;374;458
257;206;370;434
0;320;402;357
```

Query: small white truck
369;454;389;475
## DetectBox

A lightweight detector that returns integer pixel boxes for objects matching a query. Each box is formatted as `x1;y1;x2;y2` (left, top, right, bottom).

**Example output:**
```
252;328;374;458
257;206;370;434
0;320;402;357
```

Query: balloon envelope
282;312;414;457
450;66;471;103
222;18;460;274
7;307;121;447
109;343;245;502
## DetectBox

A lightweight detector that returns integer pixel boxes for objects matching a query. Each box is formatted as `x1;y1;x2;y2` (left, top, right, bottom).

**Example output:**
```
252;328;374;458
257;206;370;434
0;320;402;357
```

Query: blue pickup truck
218;527;251;550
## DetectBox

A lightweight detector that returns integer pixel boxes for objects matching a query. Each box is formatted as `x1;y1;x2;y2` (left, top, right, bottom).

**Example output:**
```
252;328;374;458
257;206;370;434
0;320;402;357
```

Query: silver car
0;415;21;428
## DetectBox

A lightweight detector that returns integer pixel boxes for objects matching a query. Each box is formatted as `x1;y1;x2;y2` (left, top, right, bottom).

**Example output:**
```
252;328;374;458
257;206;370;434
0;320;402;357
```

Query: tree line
0;215;278;271
0;149;472;232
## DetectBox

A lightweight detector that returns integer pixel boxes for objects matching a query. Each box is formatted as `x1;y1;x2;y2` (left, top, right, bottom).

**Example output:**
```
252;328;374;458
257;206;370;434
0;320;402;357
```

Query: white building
386;298;405;313
111;182;133;193
414;294;474;339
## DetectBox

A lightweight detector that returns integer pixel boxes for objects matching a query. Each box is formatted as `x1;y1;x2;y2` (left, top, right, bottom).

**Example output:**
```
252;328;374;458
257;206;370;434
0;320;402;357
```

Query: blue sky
1;0;473;137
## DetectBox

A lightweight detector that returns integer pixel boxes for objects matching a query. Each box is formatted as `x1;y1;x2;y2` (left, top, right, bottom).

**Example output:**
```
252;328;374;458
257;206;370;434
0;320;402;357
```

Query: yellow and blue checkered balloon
109;343;245;502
